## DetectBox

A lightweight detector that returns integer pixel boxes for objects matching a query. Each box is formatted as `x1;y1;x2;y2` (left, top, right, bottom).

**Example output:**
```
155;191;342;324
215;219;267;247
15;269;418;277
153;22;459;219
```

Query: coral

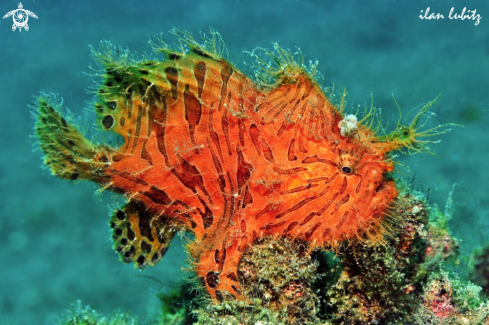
424;184;460;264
318;188;432;324
194;299;286;325
414;270;489;324
55;300;138;325
34;29;453;303
470;246;489;295
237;237;319;324
156;281;199;324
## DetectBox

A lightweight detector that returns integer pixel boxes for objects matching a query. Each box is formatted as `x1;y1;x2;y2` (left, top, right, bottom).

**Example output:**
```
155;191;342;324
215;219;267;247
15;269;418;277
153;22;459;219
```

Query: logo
3;3;38;32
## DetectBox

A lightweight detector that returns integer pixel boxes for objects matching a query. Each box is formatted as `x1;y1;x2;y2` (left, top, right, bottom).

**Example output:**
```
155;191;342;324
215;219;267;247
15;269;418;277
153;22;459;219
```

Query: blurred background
0;0;488;323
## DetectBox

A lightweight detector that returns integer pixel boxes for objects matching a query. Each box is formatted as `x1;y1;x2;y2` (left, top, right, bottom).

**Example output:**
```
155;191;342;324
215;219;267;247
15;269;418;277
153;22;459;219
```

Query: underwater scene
1;0;489;324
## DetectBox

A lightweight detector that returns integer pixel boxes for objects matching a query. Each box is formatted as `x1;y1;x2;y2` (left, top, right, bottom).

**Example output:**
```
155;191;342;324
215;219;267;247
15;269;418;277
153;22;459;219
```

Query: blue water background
0;0;488;323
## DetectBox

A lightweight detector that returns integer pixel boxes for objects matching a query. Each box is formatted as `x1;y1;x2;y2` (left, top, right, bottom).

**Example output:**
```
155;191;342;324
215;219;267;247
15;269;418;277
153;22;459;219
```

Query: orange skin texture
36;44;398;301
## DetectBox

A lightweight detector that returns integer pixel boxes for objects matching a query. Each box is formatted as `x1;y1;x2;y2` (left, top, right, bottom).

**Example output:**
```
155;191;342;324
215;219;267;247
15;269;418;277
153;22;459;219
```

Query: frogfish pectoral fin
110;199;177;268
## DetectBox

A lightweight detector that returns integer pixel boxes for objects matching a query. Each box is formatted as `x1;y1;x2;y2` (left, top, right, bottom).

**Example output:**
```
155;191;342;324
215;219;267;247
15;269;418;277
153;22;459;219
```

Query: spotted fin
110;199;177;268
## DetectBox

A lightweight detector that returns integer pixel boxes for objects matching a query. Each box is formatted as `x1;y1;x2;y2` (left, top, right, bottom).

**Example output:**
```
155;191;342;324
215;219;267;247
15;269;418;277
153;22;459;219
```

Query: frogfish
34;30;453;301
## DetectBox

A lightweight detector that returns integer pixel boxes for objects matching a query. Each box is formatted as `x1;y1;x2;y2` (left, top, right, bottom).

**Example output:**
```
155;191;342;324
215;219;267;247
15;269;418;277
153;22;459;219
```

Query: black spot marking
141;241;152;254
115;228;123;236
206;271;219;288
151;252;160;263
168;53;181;60
116;210;126;220
137;255;145;265
70;173;79;180
107;101;117;110
102;115;114;129
120;238;128;245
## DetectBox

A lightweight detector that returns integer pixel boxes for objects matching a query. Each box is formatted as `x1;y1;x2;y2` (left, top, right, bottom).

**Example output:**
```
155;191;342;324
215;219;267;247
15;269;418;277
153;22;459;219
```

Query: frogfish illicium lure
34;30;454;301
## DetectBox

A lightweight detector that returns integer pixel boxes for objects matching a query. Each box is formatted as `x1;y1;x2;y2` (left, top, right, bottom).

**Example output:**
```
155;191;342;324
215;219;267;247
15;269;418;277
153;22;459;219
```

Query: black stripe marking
261;220;286;231
255;203;278;220
284;221;299;233
214;247;226;272
281;183;318;195
261;138;275;163
339;177;348;195
194;62;206;98
154;98;169;165
305;222;321;238
143;186;172;205
164;67;179;99
238;118;246;146
287;139;297;161
218;62;233;112
273;166;308;175
173;152;213;205
111;169;148;186
131;105;144;154
208;109;224;161
134;200;154;242
236;146;253;195
330;194;350;215
198;196;214;229
208;139;226;193
221;110;232;156
336;211;350;229
301;155;336;166
249;124;261;155
141;138;153;164
242;186;253;208
355;172;368;194
184;84;202;144
275;186;330;219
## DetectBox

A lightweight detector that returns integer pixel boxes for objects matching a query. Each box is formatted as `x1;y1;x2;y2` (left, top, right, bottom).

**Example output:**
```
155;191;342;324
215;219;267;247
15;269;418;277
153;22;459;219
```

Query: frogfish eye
341;166;352;174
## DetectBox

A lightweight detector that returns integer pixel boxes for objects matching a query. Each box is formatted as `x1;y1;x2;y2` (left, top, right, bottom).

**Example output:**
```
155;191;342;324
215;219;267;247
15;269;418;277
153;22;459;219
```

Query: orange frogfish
34;30;452;301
